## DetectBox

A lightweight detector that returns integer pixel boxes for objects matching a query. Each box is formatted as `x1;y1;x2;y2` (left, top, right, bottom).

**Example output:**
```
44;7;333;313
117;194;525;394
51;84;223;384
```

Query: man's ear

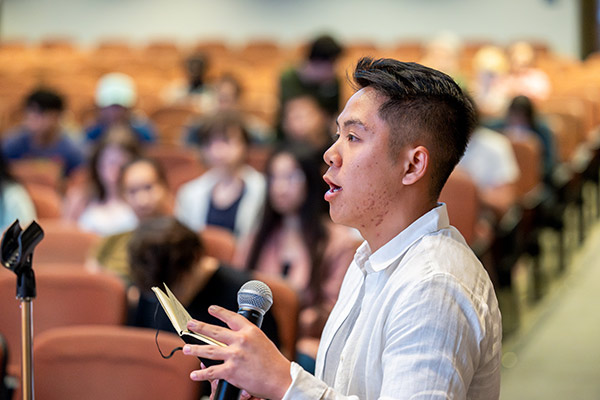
401;145;429;186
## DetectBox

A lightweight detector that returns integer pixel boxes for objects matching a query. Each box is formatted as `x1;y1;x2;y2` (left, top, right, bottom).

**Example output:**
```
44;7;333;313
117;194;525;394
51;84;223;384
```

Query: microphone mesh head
237;280;273;315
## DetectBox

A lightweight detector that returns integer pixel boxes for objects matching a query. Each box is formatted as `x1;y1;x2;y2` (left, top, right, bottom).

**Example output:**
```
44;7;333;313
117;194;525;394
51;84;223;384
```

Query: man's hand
183;305;293;400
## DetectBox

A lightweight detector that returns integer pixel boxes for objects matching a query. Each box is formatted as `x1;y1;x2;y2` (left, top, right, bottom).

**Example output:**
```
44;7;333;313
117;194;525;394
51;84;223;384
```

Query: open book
152;283;226;349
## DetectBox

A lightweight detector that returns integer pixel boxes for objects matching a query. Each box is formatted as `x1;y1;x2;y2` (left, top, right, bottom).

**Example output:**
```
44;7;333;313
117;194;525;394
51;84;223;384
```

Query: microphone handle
213;307;265;400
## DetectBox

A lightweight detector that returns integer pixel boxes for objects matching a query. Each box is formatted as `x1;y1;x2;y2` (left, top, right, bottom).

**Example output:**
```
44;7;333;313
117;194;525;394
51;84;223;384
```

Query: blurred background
0;0;599;399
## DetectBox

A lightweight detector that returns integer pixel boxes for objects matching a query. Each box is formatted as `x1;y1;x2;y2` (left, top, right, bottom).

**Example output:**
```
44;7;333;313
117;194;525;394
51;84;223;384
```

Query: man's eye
347;134;358;142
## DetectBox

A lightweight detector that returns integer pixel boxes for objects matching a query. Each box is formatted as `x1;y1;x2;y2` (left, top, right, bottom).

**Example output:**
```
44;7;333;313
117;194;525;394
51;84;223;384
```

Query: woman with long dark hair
238;142;360;357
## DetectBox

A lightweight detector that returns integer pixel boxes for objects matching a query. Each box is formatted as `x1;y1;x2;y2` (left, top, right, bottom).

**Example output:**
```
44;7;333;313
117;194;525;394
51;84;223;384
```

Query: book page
152;284;226;347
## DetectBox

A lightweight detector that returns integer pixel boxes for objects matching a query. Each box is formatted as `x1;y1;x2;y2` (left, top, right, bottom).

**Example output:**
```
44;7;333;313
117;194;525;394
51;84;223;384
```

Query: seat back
439;168;480;245
9;159;62;191
34;220;100;264
508;135;543;199
253;272;300;360
199;225;237;264
0;268;127;375
24;183;62;219
34;325;201;400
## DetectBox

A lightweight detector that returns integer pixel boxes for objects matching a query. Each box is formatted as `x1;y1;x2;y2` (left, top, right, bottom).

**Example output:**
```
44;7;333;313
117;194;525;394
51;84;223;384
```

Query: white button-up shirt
282;204;502;400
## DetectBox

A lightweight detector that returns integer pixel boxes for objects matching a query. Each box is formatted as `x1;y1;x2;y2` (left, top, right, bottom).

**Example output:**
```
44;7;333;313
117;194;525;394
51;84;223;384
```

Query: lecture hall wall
2;0;580;57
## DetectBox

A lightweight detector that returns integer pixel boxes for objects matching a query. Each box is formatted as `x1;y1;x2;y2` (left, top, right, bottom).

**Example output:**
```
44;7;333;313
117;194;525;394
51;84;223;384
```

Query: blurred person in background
176;111;266;240
67;135;141;235
185;74;275;145
85;72;156;145
420;31;467;88
504;41;551;103
470;45;511;118
162;52;212;112
279;34;343;122
127;216;279;398
235;143;359;370
487;95;557;183
89;156;173;283
0;152;36;232
2;88;84;177
280;94;334;156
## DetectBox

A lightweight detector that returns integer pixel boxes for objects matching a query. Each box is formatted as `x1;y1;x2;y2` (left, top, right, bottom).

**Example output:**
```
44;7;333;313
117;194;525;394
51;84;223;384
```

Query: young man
182;58;502;399
2;88;84;176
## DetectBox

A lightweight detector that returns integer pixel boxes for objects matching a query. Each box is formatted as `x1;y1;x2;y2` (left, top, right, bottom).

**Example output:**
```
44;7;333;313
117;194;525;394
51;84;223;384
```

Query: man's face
122;161;168;219
323;87;407;231
201;127;247;170
24;109;60;138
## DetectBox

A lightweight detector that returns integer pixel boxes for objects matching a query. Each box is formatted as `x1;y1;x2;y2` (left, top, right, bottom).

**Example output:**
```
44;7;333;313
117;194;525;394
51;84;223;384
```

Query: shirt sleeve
282;362;358;400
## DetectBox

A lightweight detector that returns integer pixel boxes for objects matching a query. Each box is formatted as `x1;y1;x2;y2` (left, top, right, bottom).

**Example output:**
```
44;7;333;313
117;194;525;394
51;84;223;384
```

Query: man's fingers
207;305;251;331
183;343;229;361
189;363;228;382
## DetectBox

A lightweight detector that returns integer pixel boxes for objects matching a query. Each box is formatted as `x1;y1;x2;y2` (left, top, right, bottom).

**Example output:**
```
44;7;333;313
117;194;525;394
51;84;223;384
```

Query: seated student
85;73;156;145
236;143;359;363
127;216;279;346
175;111;266;240
0;152;36;232
280;94;334;156
2;88;84;176
90;157;173;282
487;95;557;184
458;102;520;221
72;135;141;236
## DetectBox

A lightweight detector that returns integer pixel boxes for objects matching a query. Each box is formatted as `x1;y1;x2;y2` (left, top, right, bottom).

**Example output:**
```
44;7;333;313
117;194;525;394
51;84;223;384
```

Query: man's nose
323;142;341;167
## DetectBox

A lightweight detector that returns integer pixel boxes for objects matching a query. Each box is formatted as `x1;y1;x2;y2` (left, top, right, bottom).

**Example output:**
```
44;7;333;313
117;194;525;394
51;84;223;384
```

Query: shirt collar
354;203;450;274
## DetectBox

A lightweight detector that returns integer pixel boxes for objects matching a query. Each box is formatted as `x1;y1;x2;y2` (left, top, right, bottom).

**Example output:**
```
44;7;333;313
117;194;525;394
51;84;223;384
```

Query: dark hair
89;137;141;202
308;35;343;62
118;156;168;192
245;142;329;303
190;111;250;147
507;95;535;128
352;57;477;198
24;88;65;112
128;217;203;292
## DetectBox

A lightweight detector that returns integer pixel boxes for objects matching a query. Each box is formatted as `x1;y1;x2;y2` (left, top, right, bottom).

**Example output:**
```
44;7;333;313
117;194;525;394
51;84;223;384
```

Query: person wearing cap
2;88;84;176
85;72;157;145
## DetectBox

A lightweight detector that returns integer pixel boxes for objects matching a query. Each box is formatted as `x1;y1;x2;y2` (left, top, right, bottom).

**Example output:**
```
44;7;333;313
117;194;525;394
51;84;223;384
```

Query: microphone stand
1;220;44;400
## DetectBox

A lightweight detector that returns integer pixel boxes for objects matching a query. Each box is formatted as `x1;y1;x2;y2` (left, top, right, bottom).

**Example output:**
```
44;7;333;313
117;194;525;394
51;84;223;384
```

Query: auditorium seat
199;225;237;264
439;168;480;246
9;158;63;192
24;182;62;219
33;325;201;400
252;272;300;361
145;144;205;192
34;220;101;264
0;268;127;379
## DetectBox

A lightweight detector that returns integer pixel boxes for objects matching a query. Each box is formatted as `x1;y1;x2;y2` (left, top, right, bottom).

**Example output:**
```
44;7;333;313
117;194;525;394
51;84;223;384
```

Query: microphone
214;280;273;400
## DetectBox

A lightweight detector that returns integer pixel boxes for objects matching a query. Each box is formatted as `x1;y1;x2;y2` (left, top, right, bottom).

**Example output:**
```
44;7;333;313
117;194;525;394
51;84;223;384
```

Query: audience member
85;72;157;144
127;215;279;346
236;143;359;362
504;41;551;103
470;45;511;118
0;152;36;232
420;31;467;88
90;157;173;282
488;95;557;183
74;136;141;235
162;52;211;111
176;111;266;239
458;123;520;221
280;94;334;155
185;74;275;145
279;35;343;120
2;88;84;177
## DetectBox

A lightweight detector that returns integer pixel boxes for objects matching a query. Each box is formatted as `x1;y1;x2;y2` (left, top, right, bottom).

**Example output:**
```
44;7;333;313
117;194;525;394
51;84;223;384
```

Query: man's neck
360;197;437;253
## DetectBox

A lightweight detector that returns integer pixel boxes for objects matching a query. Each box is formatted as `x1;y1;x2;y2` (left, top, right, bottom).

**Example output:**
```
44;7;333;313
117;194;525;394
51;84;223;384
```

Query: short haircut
128;216;203;292
352;57;477;199
190;111;250;147
308;35;343;62
24;88;65;112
